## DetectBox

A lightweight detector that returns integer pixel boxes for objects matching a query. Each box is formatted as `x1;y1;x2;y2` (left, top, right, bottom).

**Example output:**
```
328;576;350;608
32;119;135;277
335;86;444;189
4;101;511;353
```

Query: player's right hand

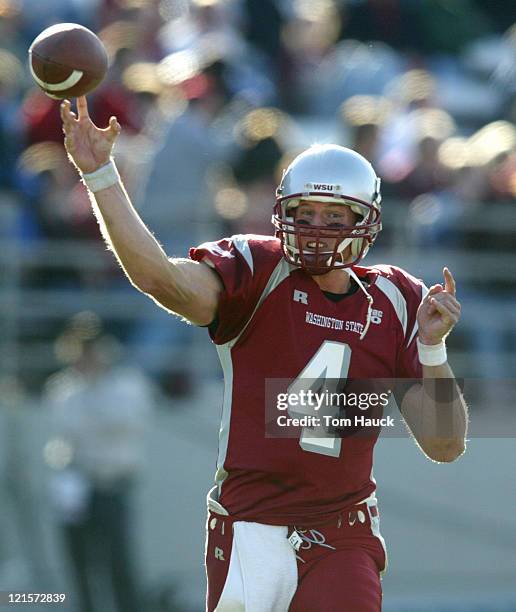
60;96;121;174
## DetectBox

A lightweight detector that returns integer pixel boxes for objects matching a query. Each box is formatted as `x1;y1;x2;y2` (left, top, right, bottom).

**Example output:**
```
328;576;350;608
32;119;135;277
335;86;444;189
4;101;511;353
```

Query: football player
61;97;467;612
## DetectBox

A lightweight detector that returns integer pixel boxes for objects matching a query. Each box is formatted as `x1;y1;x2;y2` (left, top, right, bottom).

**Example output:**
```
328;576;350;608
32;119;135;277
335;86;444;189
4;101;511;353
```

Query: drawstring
347;267;374;340
291;528;336;564
295;529;336;551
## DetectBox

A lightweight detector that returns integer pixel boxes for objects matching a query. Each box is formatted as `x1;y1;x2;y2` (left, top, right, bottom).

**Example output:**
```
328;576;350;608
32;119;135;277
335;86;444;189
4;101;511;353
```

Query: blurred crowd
0;0;515;391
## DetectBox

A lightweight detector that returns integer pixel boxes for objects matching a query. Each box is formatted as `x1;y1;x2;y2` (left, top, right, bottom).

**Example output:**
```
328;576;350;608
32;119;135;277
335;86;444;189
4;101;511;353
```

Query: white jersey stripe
214;256;293;491
232;235;254;275
406;284;429;346
375;276;408;338
214;343;233;494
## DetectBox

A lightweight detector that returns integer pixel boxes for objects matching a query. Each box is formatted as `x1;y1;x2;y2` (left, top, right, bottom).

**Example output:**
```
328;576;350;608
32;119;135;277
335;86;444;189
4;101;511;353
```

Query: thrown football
28;23;108;99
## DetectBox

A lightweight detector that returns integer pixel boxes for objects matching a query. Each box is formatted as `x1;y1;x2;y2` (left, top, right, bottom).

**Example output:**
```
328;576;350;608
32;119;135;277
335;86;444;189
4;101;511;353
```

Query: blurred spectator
0;48;26;190
229;106;291;234
11;141;122;291
136;60;233;235
341;0;490;56
243;0;283;57
43;312;155;612
339;94;393;166
350;123;381;165
398;135;453;199
21;90;65;145
242;0;287;90
487;152;516;201
0;2;28;59
89;46;149;134
416;0;490;55
340;0;422;51
126;60;233;392
98;0;164;60
19;0;99;44
473;0;516;32
0;377;39;589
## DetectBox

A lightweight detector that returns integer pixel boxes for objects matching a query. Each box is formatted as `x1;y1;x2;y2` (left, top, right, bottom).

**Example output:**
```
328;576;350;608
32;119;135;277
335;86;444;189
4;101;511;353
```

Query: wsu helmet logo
305;182;341;192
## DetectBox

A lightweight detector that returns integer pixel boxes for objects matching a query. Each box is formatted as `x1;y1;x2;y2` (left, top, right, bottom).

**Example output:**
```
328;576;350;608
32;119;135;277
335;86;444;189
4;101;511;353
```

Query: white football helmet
272;144;382;273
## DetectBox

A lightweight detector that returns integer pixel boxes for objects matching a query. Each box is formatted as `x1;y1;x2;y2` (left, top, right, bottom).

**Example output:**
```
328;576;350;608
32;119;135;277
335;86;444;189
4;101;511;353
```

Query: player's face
294;200;358;269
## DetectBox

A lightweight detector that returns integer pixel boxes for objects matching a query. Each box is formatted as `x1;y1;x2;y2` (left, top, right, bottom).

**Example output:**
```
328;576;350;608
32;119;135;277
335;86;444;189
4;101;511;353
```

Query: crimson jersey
190;235;426;526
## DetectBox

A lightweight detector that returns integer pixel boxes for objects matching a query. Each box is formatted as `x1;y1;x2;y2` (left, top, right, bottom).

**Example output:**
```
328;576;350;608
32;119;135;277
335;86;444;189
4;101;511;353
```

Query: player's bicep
147;258;223;326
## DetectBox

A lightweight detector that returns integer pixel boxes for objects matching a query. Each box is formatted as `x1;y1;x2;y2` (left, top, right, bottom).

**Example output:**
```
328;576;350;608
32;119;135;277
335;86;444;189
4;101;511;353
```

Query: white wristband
417;338;447;366
81;159;120;193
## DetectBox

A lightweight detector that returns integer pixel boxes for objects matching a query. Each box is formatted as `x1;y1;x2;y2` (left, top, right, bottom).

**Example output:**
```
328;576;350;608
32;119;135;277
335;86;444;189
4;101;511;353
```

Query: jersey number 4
287;341;351;458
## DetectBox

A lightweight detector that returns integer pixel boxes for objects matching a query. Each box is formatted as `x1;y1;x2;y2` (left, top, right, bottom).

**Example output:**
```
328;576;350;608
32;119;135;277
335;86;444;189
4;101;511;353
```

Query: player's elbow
142;280;216;326
127;262;167;293
431;445;465;463
130;275;154;296
421;437;466;463
134;266;183;302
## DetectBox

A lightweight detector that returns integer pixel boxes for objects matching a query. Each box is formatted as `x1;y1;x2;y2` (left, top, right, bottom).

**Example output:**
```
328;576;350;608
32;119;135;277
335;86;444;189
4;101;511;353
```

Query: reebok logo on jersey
293;289;308;304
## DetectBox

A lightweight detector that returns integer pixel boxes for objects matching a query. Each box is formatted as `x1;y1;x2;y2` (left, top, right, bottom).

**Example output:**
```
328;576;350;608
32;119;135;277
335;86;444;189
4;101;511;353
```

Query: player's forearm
88;180;177;296
416;363;468;462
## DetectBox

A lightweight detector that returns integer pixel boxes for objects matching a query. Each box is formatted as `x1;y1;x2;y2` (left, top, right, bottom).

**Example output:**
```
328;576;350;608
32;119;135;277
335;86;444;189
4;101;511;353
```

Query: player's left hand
417;267;461;345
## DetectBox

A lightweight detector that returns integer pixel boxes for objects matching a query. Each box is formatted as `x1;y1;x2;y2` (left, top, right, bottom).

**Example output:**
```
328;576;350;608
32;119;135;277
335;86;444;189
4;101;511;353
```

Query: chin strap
346;267;373;341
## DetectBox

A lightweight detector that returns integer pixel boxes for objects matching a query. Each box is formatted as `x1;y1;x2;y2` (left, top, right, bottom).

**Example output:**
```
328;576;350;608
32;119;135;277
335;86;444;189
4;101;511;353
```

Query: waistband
206;486;379;529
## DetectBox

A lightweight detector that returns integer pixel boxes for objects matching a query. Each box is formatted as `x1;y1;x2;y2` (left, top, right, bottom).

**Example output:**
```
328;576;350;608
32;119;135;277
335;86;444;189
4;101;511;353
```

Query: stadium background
0;0;515;610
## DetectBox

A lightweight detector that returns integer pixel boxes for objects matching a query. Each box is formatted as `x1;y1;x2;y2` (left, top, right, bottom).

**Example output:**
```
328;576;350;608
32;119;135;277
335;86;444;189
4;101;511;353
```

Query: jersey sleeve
189;234;279;345
392;267;428;379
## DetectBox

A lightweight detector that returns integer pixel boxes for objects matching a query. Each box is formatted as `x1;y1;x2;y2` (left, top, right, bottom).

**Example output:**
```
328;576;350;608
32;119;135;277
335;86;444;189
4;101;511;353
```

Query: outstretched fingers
76;96;89;120
101;116;121;142
60;99;77;127
60;100;78;154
